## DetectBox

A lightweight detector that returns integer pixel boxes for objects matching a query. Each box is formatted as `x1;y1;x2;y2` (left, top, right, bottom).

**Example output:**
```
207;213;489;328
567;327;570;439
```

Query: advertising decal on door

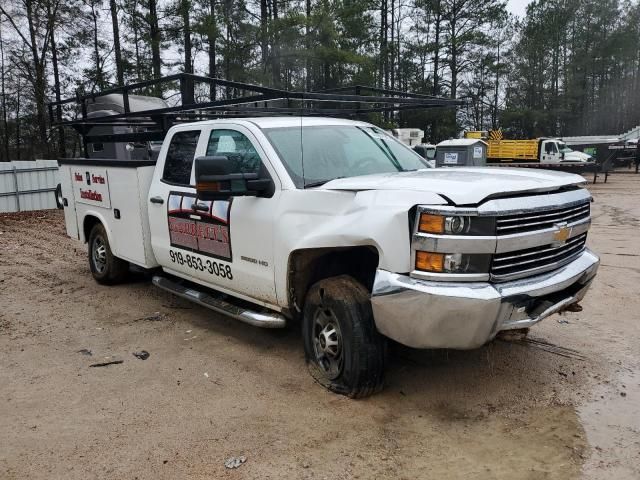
167;191;232;261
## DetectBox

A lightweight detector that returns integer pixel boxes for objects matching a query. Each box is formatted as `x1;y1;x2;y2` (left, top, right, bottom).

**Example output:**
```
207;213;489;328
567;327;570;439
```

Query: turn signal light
197;181;222;193
415;251;444;272
418;213;444;234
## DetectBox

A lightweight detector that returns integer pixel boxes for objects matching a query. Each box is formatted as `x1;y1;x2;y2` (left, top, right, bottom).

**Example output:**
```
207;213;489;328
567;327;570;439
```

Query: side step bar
152;275;286;328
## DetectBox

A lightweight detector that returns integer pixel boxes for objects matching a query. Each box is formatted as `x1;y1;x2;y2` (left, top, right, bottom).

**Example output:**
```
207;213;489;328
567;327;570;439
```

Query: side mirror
194;156;273;201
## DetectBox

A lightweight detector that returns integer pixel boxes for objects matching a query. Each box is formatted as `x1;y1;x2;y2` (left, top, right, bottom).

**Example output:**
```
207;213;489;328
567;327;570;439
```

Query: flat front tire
88;223;128;284
303;275;386;398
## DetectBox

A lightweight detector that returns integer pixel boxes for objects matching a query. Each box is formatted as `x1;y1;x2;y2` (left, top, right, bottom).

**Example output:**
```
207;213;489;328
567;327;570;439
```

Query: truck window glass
162;130;201;185
206;129;262;174
263;126;427;188
545;143;554;154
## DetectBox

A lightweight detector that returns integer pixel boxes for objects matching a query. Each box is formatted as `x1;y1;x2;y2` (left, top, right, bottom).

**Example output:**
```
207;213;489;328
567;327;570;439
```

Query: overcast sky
506;0;531;17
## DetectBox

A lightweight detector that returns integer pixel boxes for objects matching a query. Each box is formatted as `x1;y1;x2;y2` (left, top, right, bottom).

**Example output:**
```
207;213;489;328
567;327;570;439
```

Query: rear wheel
54;184;64;209
88;223;128;284
302;275;386;398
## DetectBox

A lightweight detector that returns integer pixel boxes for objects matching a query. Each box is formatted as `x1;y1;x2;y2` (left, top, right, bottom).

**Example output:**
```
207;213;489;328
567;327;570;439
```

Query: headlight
418;213;495;235
415;251;491;274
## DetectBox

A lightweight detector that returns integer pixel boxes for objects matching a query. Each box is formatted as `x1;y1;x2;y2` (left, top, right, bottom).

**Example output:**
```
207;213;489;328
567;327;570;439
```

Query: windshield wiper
304;177;345;188
358;127;404;172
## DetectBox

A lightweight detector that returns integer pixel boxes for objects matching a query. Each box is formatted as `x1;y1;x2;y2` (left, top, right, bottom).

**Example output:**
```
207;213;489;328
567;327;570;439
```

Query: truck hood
318;168;586;205
563;151;592;162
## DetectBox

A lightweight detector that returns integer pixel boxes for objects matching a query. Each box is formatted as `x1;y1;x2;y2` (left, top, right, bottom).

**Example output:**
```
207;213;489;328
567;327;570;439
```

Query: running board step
152;275;286;328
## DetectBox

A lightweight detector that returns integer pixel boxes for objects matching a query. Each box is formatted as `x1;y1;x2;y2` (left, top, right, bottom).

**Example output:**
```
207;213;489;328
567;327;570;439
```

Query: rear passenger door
148;128;204;275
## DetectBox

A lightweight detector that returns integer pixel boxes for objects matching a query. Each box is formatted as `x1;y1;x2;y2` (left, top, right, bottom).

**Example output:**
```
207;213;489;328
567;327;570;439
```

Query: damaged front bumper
370;249;599;349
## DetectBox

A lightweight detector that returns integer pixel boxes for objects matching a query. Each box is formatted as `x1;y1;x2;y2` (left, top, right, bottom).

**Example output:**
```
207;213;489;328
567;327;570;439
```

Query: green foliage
1;0;639;159
504;0;640;136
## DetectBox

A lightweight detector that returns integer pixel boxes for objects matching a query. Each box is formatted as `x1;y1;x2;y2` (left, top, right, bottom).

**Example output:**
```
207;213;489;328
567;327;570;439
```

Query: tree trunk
91;2;105;90
390;0;395;91
224;2;230;96
132;0;143;79
148;0;162;80
109;0;125;85
379;0;386;89
0;22;9;161
208;0;216;100
89;2;104;90
48;1;65;157
271;0;280;87
15;76;21;160
305;0;311;91
383;0;388;89
260;0;268;73
492;41;500;130
432;0;441;95
182;0;192;73
25;0;48;156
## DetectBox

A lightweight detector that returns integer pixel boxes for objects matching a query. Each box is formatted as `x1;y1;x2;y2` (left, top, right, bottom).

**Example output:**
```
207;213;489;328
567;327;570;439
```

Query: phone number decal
169;249;233;280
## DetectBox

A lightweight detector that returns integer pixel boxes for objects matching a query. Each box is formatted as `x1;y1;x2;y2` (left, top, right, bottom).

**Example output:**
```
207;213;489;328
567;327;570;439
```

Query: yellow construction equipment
464;130;487;139
487;139;539;162
477;129;540;163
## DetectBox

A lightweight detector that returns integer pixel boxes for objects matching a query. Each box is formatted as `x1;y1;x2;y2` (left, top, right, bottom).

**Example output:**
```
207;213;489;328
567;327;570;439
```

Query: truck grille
491;233;588;281
496;202;590;235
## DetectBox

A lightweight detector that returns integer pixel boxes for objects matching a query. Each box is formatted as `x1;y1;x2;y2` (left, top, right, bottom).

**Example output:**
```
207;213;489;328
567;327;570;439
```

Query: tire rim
92;236;107;274
312;307;343;380
56;186;64;207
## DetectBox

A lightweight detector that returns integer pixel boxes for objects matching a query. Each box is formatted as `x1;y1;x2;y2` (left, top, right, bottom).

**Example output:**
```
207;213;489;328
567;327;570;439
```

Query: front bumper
370;249;599;349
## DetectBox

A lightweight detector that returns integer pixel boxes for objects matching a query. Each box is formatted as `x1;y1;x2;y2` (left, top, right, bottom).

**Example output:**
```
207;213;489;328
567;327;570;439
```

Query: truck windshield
262;125;428;188
558;143;573;153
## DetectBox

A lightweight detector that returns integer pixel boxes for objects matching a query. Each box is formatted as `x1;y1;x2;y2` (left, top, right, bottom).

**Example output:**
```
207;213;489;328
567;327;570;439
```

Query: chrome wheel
92;236;107;274
312;307;343;380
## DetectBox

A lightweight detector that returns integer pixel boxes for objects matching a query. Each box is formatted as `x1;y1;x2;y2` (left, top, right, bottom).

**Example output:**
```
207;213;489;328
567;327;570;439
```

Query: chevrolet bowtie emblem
553;223;571;243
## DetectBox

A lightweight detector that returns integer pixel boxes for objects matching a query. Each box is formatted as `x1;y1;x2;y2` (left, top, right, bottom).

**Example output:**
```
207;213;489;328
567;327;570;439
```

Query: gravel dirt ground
1;174;639;479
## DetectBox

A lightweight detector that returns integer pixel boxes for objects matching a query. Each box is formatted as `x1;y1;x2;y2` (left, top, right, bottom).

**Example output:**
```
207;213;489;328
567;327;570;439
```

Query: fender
79;210;116;251
273;188;447;307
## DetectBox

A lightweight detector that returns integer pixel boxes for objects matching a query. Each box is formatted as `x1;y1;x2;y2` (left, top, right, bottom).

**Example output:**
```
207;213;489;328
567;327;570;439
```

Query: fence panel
0;160;61;213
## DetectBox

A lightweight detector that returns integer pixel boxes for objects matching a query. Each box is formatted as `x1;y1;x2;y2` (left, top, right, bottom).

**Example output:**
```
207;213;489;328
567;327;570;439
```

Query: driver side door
157;125;279;305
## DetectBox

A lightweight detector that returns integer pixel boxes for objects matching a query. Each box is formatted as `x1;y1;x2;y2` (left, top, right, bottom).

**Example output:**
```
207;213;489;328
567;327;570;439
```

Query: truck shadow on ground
159;289;586;412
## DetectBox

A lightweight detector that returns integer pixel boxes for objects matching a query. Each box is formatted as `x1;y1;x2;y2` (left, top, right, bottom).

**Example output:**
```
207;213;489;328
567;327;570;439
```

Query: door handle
192;202;209;212
150;196;164;204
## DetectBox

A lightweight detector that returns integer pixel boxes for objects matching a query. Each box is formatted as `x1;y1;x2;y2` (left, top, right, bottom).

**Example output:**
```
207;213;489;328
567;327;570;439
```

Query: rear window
162;130;200;185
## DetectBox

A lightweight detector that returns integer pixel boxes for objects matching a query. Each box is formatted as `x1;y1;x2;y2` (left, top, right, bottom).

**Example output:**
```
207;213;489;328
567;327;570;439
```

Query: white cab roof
171;116;371;130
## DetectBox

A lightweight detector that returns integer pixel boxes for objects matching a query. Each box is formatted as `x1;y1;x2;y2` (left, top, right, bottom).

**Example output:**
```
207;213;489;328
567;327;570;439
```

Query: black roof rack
49;73;463;144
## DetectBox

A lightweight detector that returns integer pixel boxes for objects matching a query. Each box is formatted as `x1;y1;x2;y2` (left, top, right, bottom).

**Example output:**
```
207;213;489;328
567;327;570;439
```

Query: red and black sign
80;189;103;202
167;192;232;261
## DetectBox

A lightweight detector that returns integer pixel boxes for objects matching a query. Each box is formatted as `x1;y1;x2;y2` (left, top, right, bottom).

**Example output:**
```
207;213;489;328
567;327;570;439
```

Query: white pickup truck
58;116;599;397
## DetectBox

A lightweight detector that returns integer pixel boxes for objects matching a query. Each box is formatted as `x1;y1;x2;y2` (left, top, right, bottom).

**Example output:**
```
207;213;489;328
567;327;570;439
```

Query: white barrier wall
0;160;61;213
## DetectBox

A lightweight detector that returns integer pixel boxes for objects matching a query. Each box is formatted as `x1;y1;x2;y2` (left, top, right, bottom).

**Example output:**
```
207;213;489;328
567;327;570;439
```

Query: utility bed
58;158;158;269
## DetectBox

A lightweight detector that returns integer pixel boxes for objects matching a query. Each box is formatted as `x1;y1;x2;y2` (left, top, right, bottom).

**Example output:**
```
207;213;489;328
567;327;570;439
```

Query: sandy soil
1;174;639;479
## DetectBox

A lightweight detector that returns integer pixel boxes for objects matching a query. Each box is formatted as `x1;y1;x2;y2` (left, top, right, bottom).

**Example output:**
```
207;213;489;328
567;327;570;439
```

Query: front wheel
88;223;128;284
302;275;386;398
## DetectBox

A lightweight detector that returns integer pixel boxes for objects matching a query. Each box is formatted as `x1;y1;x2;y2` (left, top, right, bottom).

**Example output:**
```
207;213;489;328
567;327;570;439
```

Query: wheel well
287;246;379;317
83;215;101;243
